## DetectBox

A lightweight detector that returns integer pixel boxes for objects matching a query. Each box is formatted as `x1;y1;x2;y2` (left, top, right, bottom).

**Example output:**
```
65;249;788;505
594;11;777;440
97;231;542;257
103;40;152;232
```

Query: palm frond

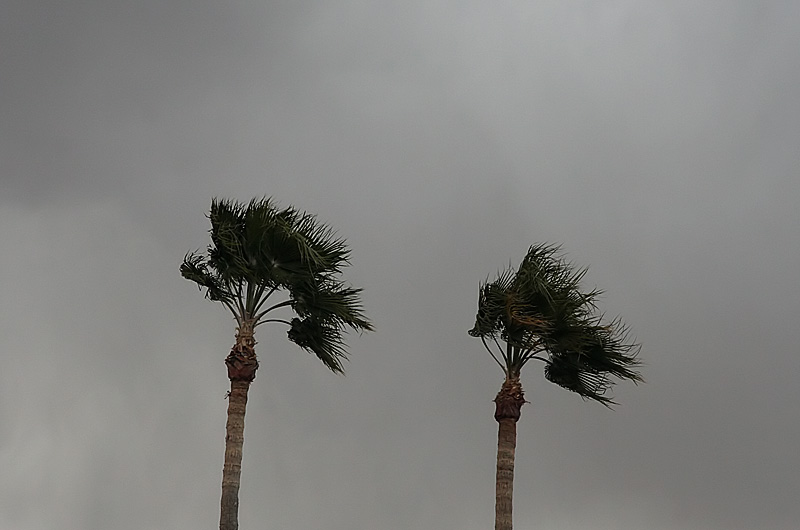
287;317;348;373
183;197;372;373
469;269;515;338
288;279;372;332
180;252;233;304
290;210;351;274
544;352;615;405
208;198;252;280
469;242;642;404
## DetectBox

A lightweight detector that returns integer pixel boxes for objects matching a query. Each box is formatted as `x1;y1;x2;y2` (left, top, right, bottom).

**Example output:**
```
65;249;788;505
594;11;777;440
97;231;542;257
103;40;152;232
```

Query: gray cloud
2;2;799;529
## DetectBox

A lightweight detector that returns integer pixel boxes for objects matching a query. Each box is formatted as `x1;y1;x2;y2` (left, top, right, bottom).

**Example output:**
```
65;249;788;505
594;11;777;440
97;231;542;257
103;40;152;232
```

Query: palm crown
181;197;372;372
469;243;641;405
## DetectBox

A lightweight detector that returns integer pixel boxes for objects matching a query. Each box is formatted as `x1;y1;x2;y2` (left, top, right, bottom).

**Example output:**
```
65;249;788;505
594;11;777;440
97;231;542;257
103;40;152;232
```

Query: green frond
469;269;515;338
580;317;643;382
469;242;642;404
180;252;233;303
182;197;372;373
544;352;615;405
287;317;348;373
208;198;251;280
289;279;373;332
289;211;351;274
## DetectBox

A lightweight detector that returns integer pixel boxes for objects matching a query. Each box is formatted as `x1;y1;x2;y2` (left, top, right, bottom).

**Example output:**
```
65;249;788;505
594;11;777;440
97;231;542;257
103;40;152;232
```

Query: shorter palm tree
181;197;372;530
469;243;642;530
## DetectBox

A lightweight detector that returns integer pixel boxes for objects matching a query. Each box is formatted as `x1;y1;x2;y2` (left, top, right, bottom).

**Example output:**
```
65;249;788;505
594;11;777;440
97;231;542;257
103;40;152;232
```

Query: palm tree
468;243;642;530
181;198;372;530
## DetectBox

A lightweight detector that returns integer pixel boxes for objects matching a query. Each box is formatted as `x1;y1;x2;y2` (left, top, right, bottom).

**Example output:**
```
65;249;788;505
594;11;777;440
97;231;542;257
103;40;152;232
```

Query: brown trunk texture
220;325;258;530
494;377;525;530
495;418;517;530
220;379;251;530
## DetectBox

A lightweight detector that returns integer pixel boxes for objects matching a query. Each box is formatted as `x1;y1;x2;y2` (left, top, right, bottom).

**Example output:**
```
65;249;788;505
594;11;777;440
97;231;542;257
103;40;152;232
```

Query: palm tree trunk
495;418;517;530
220;324;259;530
494;376;525;530
220;379;251;530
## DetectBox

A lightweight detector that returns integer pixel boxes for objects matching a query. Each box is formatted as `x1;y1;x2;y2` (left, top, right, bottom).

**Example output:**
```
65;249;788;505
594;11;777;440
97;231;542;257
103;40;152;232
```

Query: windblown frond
182;197;372;372
180;252;232;304
469;269;514;338
290;279;372;332
469;243;641;404
287;317;348;373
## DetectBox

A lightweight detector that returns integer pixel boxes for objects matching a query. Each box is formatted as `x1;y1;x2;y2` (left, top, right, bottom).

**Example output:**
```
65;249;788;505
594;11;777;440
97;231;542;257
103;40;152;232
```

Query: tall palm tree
181;198;372;530
469;243;642;530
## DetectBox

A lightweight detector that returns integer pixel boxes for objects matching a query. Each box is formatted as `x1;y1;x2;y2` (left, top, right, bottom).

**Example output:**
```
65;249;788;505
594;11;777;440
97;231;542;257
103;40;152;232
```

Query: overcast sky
2;2;799;529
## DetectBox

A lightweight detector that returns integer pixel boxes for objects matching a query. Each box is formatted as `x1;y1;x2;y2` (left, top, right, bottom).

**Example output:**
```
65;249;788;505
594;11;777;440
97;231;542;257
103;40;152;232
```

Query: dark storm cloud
2;2;799;529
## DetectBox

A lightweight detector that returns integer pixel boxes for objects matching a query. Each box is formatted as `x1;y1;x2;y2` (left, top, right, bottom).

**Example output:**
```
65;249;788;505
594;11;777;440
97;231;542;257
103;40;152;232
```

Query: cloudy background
2;2;799;529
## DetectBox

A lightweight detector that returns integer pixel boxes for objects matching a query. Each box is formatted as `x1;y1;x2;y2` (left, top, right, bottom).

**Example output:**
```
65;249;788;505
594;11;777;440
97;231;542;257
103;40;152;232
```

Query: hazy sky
2;2;799;529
